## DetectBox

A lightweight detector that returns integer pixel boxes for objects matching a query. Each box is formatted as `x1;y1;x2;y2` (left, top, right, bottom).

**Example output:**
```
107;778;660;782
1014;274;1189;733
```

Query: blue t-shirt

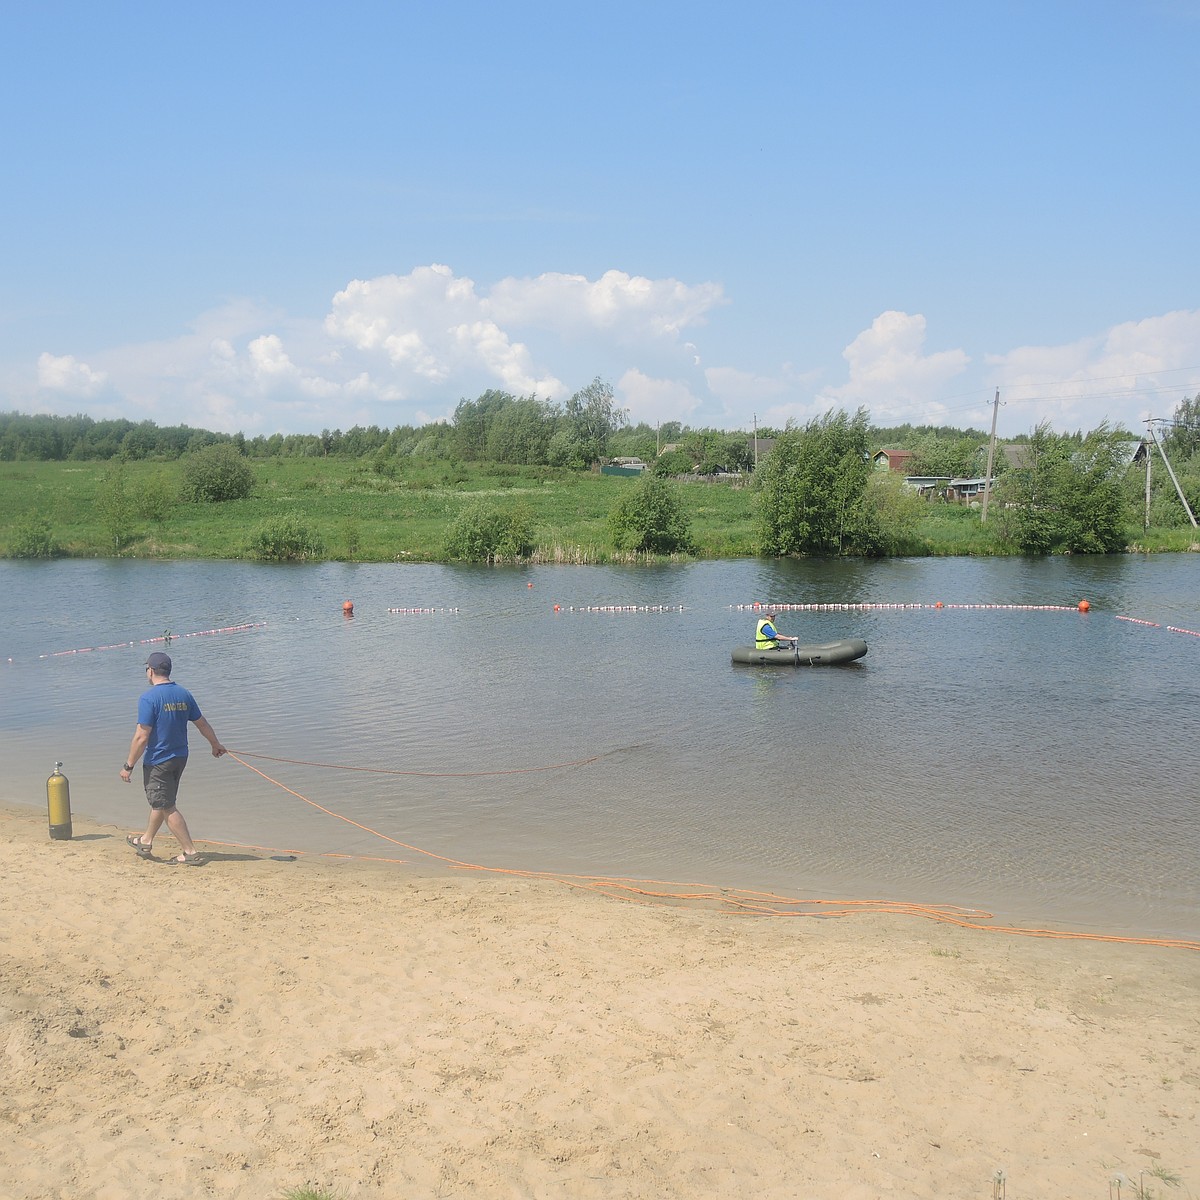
138;681;202;765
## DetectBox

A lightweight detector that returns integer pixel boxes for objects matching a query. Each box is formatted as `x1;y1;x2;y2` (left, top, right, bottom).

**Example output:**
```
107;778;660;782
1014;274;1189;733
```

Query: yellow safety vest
755;619;779;649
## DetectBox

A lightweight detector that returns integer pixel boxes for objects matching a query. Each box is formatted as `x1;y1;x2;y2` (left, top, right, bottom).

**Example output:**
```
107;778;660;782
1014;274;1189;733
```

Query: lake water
2;555;1197;940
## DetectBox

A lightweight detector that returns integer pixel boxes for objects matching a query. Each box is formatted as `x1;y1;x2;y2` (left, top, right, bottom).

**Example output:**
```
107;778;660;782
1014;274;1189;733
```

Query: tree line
0;378;630;466
5;388;1198;562
6;385;1196;481
0;380;990;475
0;395;983;474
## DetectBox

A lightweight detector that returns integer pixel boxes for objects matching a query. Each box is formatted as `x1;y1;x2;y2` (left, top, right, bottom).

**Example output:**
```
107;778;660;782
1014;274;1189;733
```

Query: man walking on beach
120;650;226;864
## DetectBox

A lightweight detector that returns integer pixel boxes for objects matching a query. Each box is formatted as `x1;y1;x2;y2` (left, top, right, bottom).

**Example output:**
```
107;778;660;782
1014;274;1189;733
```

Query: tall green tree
563;377;627;466
1163;395;1200;462
487;397;553;465
678;428;752;473
908;431;982;478
756;409;878;555
998;421;1131;553
453;390;515;460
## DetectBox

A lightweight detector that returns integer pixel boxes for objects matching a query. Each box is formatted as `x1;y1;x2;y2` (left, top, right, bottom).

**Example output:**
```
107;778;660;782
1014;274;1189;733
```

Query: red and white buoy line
1115;615;1200;638
37;622;267;660
729;601;1200;639
387;607;460;614
553;604;686;613
731;602;1082;612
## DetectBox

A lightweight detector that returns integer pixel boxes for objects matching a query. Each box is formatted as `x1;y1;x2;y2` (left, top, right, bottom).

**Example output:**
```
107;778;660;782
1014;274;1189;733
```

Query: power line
903;372;1200;427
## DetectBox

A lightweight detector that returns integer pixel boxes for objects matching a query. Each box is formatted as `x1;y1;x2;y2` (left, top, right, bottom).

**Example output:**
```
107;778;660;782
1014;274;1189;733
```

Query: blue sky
3;1;1198;440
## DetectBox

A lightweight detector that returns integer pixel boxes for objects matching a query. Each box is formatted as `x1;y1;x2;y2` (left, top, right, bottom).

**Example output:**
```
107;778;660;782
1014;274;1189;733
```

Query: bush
180;444;256;503
7;514;59;558
250;512;325;561
443;500;535;562
609;476;696;554
134;470;175;522
865;472;925;555
652;449;695;477
96;463;133;552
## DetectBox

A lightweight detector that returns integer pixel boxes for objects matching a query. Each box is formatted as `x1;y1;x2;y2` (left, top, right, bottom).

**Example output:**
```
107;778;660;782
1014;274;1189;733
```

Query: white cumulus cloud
323;265;726;403
37;352;108;395
21;267;732;433
488;269;726;338
818;311;971;420
986;309;1200;432
324;265;563;396
20;269;1200;441
617;369;703;426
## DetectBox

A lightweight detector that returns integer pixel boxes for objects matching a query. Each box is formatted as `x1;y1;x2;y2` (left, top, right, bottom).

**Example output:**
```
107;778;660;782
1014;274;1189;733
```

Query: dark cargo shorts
143;757;187;810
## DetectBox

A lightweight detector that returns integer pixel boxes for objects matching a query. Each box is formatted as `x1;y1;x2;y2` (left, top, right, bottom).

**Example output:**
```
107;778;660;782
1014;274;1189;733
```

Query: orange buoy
935;601;944;608
1078;599;1090;612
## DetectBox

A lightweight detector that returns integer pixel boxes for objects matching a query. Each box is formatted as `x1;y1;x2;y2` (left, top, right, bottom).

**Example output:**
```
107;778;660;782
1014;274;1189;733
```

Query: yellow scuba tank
47;761;72;840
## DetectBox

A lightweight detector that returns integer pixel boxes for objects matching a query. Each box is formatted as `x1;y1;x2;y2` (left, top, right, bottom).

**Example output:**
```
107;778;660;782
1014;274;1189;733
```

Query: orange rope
224;752;1200;952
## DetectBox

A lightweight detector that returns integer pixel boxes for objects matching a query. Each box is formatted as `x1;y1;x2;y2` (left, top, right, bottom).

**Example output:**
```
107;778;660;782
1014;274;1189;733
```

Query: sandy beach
2;801;1197;1199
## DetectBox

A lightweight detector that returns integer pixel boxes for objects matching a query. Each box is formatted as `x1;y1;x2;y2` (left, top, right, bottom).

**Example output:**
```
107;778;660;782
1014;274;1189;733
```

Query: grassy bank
1;458;1195;561
0;458;758;562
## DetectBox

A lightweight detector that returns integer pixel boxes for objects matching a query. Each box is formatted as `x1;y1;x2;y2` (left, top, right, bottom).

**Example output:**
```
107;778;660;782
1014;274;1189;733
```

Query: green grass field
0;457;1193;561
0;458;756;562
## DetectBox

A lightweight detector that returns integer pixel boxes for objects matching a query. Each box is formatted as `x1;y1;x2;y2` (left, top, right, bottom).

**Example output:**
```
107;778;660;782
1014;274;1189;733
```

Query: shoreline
10;793;1197;946
3;801;1198;1199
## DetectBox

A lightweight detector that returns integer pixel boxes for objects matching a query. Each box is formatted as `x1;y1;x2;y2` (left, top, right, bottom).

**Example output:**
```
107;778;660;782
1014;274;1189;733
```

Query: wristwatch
123;763;133;772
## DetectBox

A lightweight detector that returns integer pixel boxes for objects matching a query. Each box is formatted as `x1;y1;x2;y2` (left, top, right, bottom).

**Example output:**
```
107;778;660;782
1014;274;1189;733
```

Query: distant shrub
865;472;925;555
609;476;696;554
96;463;133;552
7;514;59;558
250;513;325;561
180;444;255;503
134;470;176;522
443;500;535;562
650;449;695;477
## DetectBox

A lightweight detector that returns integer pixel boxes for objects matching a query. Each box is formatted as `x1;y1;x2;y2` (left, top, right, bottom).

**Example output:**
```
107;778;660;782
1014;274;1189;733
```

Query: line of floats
367;598;1200;642
36;622;268;659
731;601;1089;612
1116;615;1200;637
389;604;688;613
15;602;1200;666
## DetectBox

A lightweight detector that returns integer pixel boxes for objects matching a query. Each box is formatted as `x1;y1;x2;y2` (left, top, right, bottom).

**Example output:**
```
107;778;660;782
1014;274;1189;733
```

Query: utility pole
981;388;1000;524
1147;420;1198;528
753;413;758;472
1144;429;1152;531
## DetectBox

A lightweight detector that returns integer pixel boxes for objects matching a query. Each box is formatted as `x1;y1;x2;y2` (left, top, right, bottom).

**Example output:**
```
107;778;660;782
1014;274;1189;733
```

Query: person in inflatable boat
755;613;798;650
